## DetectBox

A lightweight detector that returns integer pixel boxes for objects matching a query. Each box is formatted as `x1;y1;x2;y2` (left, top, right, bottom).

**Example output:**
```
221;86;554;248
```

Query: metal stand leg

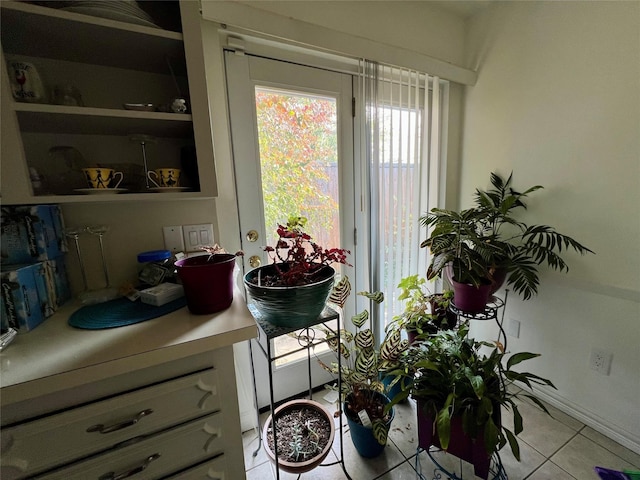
246;307;351;479
265;337;281;480
414;447;508;480
337;323;352;480
248;340;262;457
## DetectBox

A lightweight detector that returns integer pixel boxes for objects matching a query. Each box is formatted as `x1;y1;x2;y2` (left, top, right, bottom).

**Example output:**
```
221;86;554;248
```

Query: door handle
98;453;160;480
86;409;153;434
249;255;261;268
246;230;259;242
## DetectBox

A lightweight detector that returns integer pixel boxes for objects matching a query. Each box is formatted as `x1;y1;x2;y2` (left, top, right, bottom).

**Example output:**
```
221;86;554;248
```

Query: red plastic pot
175;254;236;314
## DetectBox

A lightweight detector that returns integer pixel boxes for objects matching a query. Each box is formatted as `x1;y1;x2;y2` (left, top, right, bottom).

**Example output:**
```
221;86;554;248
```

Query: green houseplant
391;275;455;343
243;216;350;328
421;172;593;310
387;324;556;479
318;276;407;458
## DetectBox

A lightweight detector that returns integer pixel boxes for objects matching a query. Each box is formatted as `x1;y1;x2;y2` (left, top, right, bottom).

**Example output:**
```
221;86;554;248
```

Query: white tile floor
243;388;640;480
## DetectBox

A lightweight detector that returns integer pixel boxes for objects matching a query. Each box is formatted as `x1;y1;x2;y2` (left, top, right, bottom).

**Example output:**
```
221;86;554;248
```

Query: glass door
225;51;355;406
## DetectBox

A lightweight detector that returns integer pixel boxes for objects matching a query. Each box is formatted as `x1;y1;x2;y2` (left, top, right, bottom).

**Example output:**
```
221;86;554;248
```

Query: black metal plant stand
248;304;352;480
409;291;510;480
450;290;509;351
414;447;508;480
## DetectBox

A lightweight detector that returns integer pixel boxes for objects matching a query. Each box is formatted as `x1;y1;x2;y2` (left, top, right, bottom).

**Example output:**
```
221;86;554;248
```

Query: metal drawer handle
98;453;160;480
87;409;154;434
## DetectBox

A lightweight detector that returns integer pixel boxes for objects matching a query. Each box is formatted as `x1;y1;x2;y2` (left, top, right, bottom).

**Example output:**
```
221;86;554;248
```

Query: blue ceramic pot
244;264;335;328
344;391;394;458
381;373;412;404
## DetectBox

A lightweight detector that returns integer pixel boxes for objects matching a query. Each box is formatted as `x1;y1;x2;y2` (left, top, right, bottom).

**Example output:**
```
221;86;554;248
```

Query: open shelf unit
1;1;217;203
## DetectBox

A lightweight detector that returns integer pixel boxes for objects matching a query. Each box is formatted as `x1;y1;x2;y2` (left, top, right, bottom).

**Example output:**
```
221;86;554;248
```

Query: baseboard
240;406;258;433
533;386;640;455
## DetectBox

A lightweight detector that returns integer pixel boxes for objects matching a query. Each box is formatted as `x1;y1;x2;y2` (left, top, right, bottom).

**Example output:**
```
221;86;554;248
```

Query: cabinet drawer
35;412;225;480
163;455;227;479
1;369;219;479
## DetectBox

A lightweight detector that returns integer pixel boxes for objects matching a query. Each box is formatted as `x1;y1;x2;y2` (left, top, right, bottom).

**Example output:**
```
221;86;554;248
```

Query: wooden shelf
14;104;193;137
0;2;186;75
12;191;212;204
0;1;217;204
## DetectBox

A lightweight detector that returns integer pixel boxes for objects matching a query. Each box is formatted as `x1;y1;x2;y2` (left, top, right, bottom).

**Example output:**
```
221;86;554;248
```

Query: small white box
140;283;184;306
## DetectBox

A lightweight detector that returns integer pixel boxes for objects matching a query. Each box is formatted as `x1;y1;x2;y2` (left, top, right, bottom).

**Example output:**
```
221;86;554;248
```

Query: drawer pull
87;409;154;434
98;453;160;480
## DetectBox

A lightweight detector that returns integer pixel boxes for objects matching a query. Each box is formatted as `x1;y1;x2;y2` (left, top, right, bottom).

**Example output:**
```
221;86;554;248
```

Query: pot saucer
74;188;127;194
148;187;189;192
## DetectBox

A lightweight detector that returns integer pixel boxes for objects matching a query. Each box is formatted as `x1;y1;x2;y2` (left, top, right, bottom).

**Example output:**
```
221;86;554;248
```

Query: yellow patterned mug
82;167;123;189
148;168;180;188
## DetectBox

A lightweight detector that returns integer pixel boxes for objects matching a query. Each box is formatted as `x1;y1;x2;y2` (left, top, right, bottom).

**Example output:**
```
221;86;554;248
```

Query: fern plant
319;276;407;446
421;172;594;300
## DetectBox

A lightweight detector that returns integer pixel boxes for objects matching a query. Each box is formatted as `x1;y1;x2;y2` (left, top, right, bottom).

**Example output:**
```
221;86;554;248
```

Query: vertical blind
359;60;445;337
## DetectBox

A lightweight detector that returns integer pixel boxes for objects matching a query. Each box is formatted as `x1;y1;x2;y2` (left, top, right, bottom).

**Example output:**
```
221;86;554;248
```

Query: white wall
239;0;466;67
462;1;640;451
62;200;217;294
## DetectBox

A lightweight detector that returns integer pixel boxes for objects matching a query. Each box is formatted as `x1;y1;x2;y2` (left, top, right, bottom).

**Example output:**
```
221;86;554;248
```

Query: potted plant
243;215;350;328
319;277;406;458
174;244;243;314
421;172;594;311
391;274;456;343
387;324;556;479
262;399;335;474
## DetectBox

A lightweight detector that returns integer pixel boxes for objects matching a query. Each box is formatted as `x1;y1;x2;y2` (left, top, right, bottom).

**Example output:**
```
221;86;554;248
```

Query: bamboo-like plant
421;172;594;300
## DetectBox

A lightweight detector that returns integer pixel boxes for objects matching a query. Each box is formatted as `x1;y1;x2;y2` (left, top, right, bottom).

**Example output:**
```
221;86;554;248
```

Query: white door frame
225;51;358;411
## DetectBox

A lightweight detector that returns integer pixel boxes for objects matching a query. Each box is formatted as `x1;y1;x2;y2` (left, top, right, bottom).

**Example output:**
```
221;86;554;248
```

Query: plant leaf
355;329;375;349
372;419;390;445
328;276;351;308
351;310;369;328
507;351;540;369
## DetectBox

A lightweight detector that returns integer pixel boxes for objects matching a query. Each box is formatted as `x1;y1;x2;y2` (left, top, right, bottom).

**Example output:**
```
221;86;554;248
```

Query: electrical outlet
589;348;612;375
506;318;521;338
182;224;214;252
162;226;185;254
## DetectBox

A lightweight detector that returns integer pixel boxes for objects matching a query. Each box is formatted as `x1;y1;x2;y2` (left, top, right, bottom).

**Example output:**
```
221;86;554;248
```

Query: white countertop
0;289;258;407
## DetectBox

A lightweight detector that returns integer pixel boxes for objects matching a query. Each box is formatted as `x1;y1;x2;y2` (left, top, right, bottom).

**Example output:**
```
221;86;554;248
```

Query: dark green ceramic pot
244;264;335;328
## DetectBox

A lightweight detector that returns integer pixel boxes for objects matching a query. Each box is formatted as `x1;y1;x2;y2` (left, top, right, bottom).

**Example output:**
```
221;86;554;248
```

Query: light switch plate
163;226;185;253
182;224;214;252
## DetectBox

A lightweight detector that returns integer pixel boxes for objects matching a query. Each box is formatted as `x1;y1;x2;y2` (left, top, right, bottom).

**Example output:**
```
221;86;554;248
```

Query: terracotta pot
262;399;335;474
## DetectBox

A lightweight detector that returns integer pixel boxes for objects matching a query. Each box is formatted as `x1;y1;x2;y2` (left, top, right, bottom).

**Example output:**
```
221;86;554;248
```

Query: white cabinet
1;349;245;480
0;1;217;203
35;412;225;480
1;369;220;478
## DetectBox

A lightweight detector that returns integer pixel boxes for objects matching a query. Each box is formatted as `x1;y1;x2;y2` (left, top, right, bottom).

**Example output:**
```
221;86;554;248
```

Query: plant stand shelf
248;304;352;479
414;447;508;480
450;291;509;351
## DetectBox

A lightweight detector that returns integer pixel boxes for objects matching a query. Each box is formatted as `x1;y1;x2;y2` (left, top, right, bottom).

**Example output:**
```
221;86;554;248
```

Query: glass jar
137;249;175;287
